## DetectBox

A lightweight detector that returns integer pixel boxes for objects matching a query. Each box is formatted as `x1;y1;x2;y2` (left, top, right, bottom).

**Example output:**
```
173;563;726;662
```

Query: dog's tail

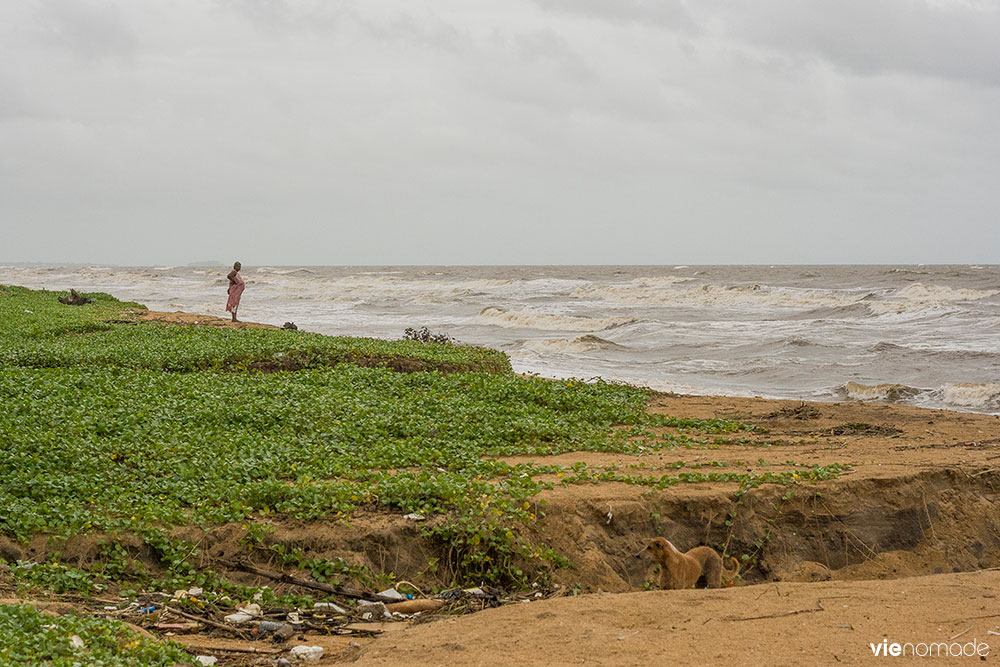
722;556;740;586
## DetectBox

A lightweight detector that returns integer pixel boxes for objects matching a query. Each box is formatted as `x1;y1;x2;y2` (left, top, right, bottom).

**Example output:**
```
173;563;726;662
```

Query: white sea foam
866;283;999;314
521;335;626;354
939;383;1000;411
478;307;636;331
629;275;693;287
573;283;862;309
256;267;315;275
844;382;921;402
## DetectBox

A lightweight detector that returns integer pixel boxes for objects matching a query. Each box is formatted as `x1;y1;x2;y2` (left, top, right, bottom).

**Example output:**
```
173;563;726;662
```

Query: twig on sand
950;628;971;640
163;606;250;640
394;580;427;599
943;613;1000;623
756;584;781;600
217;558;396;603
179;644;282;656
724;599;825;622
302;621;382;637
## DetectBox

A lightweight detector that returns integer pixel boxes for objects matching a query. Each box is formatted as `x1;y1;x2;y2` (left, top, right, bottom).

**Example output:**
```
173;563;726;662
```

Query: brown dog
635;537;739;590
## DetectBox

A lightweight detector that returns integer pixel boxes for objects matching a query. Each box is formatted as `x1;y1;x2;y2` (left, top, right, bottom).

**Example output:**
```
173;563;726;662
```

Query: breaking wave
789;303;875;320
521;335;627;354
844;382;922;402
865;283;999;315
478;307;637;332
256;267;316;276
573;282;865;310
938;383;1000;411
628;275;694;287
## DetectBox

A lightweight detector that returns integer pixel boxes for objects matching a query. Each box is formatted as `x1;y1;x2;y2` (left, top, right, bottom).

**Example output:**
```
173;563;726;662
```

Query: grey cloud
533;0;699;33
35;0;136;60
717;0;1000;86
0;1;997;264
514;29;596;83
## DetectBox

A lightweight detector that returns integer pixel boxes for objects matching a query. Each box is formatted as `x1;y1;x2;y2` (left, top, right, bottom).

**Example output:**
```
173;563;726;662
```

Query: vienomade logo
869;638;990;658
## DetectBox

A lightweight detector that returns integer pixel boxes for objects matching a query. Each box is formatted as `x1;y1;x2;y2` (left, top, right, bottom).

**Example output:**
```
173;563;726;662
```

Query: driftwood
217;559;399;603
163;606;251;640
385;599;444;614
179;644;282;656
58;289;92;306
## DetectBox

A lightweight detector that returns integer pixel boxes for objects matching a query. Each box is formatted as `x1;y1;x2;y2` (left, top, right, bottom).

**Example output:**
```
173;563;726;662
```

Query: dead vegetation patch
765;403;822;420
823;423;903;437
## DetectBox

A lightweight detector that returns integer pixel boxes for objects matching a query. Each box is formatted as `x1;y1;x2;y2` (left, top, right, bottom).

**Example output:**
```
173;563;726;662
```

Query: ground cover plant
0;285;510;374
0;285;849;663
0;603;191;666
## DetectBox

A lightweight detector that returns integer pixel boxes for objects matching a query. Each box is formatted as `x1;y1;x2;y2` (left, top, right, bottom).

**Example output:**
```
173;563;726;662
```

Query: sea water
2;264;998;414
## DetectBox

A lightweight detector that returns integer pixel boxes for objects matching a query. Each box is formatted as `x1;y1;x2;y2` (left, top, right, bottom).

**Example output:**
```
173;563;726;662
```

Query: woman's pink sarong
227;274;245;313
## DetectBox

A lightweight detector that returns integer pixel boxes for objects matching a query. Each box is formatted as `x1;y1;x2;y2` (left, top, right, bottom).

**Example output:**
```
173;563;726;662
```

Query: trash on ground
289;645;324;661
377;587;406;601
357;601;388;621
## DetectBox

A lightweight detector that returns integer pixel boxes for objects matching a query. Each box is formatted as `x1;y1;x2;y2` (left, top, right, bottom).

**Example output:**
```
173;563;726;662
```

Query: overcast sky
2;0;999;265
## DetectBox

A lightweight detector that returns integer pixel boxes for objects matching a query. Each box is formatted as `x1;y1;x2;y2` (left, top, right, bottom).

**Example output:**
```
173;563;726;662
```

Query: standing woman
226;261;245;322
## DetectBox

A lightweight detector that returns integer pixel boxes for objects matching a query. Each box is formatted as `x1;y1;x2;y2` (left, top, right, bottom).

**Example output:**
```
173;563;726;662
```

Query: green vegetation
0;604;191;666
0;285;510;374
10;560;105;595
0;366;656;539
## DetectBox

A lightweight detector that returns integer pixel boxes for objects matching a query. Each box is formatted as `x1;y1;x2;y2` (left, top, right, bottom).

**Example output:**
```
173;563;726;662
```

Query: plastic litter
312;602;347;614
403;512;425;520
69;636;85;650
258;620;285;634
377;587;406;601
194;657;217;666
223;603;261;625
224;612;254;625
289;645;324;661
357;601;387;620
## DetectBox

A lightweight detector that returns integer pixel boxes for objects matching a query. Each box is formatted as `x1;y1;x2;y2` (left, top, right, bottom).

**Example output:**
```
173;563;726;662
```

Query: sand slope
354;571;1000;666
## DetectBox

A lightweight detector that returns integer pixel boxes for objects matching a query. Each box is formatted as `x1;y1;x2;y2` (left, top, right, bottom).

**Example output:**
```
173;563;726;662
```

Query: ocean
2;264;998;414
